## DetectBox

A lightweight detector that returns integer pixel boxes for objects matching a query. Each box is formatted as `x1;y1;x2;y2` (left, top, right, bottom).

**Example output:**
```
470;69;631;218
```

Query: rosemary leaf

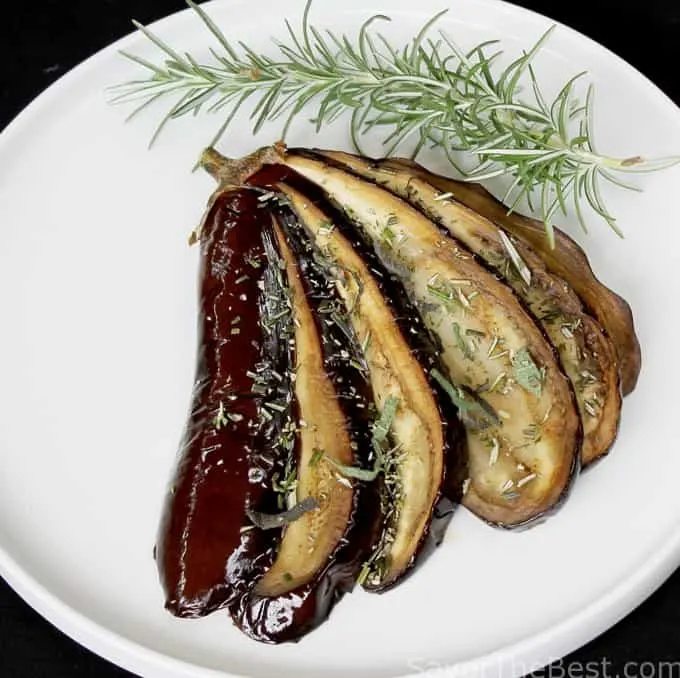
114;0;680;240
246;496;319;530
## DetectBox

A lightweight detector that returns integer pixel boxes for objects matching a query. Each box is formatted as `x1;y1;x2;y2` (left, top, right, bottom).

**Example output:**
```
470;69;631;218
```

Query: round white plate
1;0;679;677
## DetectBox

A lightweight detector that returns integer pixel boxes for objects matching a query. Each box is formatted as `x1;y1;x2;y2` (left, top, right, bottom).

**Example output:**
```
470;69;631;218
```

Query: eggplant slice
280;150;581;527
227;214;376;644
157;189;292;617
388;160;640;396
316;149;620;466
276;181;458;588
253;217;355;597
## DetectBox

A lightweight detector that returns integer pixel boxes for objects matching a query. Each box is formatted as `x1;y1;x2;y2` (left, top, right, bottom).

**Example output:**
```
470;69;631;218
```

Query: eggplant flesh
282;151;580;528
252;218;355;597
156;189;292;617
391;160;640;396
229;213;380;644
318;150;620;467
276;180;459;588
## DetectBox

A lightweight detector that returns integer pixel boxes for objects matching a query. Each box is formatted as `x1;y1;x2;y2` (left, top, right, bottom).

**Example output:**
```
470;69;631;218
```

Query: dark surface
1;0;679;676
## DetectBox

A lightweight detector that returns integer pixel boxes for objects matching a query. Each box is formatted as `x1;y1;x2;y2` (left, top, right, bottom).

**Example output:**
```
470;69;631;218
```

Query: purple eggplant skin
156;188;293;618
228;209;382;644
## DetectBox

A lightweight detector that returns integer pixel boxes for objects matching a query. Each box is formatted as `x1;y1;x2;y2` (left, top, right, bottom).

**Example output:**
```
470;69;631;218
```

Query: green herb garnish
452;322;473;359
113;0;680;241
213;401;229;430
245;496;319;530
430;368;499;429
512;348;545;397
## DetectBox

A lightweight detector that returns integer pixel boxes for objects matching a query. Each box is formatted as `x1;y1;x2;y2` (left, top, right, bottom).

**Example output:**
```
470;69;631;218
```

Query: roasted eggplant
316;150;620;466
228;215;377;643
389;161;640;396
280;150;581;527
158;141;637;643
156;188;292;617
275;181;464;588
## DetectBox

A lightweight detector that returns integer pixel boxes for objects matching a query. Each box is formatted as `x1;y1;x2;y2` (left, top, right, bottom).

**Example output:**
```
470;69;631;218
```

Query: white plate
1;0;679;677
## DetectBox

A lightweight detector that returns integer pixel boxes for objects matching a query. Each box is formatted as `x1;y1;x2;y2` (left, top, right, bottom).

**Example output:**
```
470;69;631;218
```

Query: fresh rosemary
112;0;679;241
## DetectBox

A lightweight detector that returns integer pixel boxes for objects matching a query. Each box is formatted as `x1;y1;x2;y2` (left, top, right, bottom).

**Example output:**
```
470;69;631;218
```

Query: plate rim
1;0;679;676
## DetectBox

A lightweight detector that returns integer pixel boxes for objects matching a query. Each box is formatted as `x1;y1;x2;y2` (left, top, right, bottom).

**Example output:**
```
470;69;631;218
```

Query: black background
1;1;679;676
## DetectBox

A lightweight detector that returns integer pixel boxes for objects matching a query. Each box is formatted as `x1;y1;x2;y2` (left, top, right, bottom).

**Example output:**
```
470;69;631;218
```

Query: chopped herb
583;399;598;416
487;335;500;357
372;396;400;445
318;220;335;235
434;191;454;202
245;496;319;530
309;447;325;467
512;348;545;397
427;282;453;304
381;226;396;247
517;473;537;488
498;230;531;286
430;368;499;428
488;371;508;393
488;438;500;466
540;308;562;323
501;479;514;493
256;190;277;202
326;456;380;482
356;561;372;586
452;322;473;359
455;287;471;308
213;401;229;430
283;572;294;583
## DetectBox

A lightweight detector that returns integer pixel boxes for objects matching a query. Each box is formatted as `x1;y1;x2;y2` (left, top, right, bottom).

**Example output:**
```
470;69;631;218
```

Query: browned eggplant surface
156;189;294;617
158;143;639;643
280;150;580;528
275;182;465;590
390;160;640;396
228;213;379;643
316;149;621;466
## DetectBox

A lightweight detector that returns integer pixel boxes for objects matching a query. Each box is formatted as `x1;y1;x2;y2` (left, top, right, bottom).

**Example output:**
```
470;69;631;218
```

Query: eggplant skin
280;149;580;528
228;212;381;644
316;149;620;467
274;181;462;590
391;160;640;396
156;189;287;617
253;218;355;597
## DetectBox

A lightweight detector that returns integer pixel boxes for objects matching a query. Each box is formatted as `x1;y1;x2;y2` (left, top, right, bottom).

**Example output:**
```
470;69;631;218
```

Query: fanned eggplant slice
276;181;458;588
317;149;620;466
281;151;580;527
156;189;292;617
388;160;640;396
253;218;355;597
227;214;378;644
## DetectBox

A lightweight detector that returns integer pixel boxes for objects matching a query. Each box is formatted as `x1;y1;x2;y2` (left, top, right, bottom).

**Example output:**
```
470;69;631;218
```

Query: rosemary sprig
112;0;680;242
